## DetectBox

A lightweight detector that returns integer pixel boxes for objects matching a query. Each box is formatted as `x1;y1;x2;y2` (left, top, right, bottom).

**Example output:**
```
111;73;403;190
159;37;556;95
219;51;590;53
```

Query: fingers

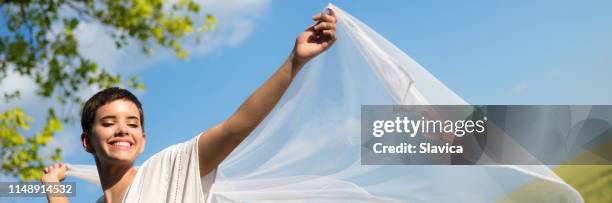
313;22;335;32
327;7;336;18
322;30;336;41
42;162;67;183
43;162;65;174
312;8;337;23
311;7;337;41
298;7;337;51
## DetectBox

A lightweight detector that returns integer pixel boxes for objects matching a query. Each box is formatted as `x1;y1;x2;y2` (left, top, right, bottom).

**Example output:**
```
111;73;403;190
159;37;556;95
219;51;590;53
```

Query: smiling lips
108;139;134;150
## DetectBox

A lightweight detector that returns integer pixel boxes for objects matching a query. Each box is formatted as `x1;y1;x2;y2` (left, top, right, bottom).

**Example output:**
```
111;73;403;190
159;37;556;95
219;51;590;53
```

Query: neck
95;158;137;202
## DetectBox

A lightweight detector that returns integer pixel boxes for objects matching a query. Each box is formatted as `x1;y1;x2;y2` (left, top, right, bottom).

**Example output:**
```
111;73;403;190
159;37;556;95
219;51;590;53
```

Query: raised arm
197;8;337;176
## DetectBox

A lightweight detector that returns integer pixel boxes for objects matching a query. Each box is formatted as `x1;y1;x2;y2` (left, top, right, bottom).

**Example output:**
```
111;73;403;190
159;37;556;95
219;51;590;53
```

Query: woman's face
85;99;146;165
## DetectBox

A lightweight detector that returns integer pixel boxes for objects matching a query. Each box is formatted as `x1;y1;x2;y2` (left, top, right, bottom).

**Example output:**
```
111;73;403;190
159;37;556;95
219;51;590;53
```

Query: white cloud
74;0;271;72
227;19;256;47
511;82;529;95
0;71;38;110
40;127;83;160
188;0;271;54
76;23;148;74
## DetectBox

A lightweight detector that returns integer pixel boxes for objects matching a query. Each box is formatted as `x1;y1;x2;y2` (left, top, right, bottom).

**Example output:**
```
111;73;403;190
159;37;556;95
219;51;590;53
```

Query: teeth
112;141;130;147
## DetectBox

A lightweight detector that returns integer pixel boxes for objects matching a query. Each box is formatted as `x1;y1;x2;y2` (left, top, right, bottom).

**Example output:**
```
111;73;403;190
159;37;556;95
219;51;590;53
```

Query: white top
96;133;216;203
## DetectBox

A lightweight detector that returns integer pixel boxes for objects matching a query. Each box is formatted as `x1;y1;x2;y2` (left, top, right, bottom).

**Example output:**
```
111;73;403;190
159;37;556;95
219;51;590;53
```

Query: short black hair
81;87;144;134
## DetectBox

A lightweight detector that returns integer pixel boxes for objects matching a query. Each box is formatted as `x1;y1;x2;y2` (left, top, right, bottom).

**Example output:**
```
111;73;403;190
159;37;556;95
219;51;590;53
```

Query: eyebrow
99;115;140;121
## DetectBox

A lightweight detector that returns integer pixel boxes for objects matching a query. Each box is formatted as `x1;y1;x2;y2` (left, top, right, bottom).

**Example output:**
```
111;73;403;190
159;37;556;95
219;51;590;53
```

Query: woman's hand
41;162;67;183
292;8;337;66
41;163;70;203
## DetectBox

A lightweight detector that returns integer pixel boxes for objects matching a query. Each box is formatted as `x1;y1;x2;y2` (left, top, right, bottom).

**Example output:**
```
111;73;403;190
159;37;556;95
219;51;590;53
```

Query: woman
41;8;337;203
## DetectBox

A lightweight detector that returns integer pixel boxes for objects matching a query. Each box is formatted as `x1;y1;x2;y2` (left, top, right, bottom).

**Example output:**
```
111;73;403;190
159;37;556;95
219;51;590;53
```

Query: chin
99;149;140;164
109;154;137;162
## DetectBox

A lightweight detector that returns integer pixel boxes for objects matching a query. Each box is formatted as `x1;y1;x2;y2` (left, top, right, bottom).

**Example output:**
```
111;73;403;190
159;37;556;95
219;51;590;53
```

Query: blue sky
2;0;612;202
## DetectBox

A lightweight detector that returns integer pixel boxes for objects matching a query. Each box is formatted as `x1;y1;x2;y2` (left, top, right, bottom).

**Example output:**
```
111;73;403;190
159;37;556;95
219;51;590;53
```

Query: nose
115;124;130;137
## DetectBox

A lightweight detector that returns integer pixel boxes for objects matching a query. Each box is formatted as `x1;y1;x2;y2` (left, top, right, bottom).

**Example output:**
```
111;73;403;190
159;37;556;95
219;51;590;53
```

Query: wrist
41;178;60;184
41;175;61;183
289;49;308;69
